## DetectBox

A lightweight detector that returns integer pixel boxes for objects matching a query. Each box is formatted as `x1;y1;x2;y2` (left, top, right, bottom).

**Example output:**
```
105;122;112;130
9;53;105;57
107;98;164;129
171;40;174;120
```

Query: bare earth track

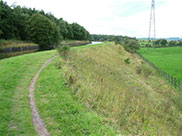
28;56;57;136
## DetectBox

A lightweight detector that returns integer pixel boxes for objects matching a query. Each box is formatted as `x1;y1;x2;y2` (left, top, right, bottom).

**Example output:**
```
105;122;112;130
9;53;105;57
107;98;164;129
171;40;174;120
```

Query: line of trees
0;1;91;50
91;34;125;41
153;39;182;47
91;34;140;53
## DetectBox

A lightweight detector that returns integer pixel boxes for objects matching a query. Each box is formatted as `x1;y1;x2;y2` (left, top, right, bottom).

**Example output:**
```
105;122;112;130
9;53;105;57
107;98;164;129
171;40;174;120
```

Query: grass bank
34;58;118;135
138;47;182;80
59;42;182;135
0;50;56;135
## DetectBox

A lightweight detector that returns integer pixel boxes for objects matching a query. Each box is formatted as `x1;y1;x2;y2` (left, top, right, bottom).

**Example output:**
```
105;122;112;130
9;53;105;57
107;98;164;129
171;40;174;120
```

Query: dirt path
28;56;57;136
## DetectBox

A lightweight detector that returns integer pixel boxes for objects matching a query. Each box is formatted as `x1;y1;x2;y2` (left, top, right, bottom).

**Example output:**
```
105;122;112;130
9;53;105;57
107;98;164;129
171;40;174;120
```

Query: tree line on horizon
0;1;91;50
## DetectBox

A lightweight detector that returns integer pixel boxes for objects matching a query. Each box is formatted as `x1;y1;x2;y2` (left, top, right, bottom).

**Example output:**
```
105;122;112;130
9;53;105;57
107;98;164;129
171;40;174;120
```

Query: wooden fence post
137;53;182;90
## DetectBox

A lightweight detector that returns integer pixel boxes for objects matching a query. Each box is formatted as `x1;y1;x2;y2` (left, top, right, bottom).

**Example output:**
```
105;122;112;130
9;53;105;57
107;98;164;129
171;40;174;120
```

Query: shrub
124;58;131;64
26;13;61;50
123;39;140;53
114;40;121;45
136;66;142;74
57;45;70;59
142;65;153;78
136;64;153;78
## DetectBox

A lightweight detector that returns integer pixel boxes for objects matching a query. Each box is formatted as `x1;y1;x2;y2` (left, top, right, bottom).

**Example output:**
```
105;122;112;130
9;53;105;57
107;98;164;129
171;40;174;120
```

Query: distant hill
166;37;182;41
138;37;182;41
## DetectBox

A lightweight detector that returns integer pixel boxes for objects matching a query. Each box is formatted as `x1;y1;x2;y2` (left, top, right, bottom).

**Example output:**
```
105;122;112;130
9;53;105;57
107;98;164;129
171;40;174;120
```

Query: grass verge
0;50;57;135
34;58;118;135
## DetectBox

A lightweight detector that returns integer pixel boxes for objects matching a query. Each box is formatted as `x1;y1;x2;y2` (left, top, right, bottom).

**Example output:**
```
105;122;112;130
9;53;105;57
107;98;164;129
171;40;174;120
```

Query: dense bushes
91;34;126;42
146;39;182;48
57;45;70;59
122;39;140;53
91;34;140;53
115;38;140;53
26;13;60;50
71;23;90;40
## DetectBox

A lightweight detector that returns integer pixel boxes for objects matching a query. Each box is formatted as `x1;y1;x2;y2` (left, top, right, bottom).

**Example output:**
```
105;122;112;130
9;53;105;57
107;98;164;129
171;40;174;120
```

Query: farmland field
138;47;182;80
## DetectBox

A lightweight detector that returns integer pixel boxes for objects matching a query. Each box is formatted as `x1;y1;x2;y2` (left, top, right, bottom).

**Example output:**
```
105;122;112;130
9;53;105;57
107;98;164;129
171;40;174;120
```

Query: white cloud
5;0;182;38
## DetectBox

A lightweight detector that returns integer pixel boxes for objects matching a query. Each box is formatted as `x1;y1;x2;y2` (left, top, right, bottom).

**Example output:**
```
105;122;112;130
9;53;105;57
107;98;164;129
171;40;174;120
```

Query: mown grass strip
34;58;118;136
0;50;57;135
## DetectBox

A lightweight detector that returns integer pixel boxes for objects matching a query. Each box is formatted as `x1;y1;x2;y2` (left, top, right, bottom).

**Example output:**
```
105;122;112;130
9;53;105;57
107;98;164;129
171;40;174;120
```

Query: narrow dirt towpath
28;56;57;136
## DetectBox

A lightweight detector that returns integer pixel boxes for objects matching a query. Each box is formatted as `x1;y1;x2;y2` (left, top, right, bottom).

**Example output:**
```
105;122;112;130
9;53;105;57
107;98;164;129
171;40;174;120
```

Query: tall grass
0;39;37;48
60;43;182;135
34;58;118;135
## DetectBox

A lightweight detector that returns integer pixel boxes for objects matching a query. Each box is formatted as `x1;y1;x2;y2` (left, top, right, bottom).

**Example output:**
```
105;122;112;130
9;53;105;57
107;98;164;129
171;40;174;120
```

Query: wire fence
136;52;182;90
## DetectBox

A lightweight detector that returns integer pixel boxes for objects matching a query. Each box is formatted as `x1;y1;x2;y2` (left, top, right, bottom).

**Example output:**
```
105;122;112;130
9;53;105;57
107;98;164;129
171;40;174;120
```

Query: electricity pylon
148;0;156;47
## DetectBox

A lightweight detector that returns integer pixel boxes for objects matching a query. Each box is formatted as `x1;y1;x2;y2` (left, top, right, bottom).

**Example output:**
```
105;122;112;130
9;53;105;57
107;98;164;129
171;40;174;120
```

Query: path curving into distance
28;56;57;136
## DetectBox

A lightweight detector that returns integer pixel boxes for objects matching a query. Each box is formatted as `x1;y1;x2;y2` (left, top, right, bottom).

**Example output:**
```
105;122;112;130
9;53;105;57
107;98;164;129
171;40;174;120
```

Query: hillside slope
60;42;182;135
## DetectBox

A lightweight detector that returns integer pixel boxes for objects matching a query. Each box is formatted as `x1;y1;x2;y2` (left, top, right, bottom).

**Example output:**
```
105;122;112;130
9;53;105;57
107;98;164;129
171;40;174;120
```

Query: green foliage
26;13;61;50
57;45;70;59
0;1;18;39
124;58;131;64
160;39;168;46
169;41;177;47
71;23;90;40
91;34;125;42
153;39;168;47
123;39;140;53
0;0;91;48
177;41;182;46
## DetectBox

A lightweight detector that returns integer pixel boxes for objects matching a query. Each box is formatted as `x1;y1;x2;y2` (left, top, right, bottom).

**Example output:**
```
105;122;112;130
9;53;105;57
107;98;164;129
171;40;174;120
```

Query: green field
138;47;182;80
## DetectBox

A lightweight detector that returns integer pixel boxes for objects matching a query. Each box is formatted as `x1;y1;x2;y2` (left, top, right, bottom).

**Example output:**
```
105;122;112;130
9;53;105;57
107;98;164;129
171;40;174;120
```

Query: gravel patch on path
28;56;57;136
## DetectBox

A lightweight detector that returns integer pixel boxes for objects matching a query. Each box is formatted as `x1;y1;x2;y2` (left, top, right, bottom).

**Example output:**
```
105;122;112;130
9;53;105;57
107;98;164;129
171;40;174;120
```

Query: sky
4;0;182;38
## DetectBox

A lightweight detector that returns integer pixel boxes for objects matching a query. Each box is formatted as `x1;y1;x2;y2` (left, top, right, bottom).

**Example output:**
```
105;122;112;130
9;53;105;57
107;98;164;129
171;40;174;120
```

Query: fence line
136;52;182;90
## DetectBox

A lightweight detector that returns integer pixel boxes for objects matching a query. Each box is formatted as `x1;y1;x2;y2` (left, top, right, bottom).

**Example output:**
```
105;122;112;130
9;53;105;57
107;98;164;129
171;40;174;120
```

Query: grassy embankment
0;50;57;135
34;43;118;135
138;47;182;80
0;42;117;135
54;42;181;135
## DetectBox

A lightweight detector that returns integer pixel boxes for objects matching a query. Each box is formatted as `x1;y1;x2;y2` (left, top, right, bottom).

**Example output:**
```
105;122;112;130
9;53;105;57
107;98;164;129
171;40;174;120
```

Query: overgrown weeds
60;42;182;135
136;64;154;78
57;45;70;59
124;58;131;64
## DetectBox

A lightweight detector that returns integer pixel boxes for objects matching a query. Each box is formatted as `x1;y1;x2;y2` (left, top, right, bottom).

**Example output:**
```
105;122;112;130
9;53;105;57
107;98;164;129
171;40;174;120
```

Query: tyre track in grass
28;56;57;136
